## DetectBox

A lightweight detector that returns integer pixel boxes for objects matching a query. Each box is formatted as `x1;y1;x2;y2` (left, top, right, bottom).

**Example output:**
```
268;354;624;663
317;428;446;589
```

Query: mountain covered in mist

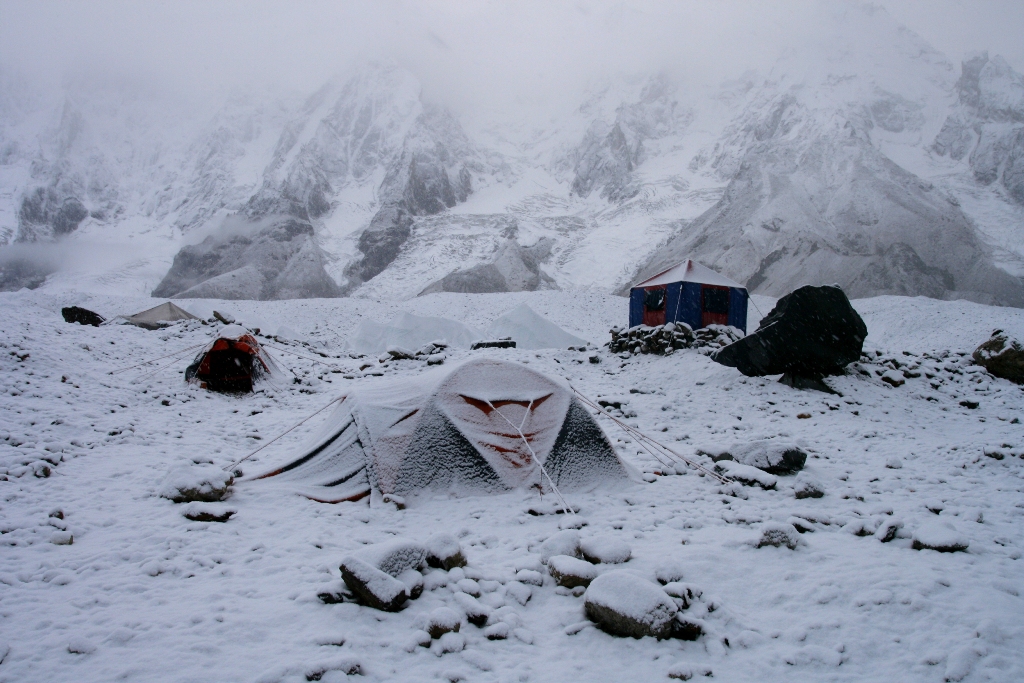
2;5;1024;306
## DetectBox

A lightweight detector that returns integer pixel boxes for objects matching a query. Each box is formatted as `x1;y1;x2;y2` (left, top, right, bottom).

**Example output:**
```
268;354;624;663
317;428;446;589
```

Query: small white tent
255;358;628;503
349;312;481;354
128;302;198;329
487;304;588;350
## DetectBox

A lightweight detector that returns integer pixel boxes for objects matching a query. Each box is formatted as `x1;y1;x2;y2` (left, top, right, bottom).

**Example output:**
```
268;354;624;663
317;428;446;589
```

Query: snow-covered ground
1;289;1023;682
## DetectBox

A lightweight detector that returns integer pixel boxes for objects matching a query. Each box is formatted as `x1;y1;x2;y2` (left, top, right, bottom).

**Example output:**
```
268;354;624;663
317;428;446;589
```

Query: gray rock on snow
547;555;598;588
699;440;807;475
339;556;408;611
425;533;466;570
425;607;462;639
912;520;969;553
159;465;233;503
973;329;1024;384
756;522;801;549
584;571;679;640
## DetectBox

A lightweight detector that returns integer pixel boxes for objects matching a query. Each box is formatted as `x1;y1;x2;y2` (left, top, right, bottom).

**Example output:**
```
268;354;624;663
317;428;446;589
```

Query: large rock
973;330;1024;384
713;285;867;381
62;306;104;327
340;556;408;611
158;465;233;503
584;571;679;640
358;539;427;577
699;440;807;474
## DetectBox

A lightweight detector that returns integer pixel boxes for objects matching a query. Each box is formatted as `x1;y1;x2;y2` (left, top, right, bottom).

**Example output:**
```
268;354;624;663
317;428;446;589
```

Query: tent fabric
350;312;480;354
255;358;629;503
128;302;198;329
634;259;745;289
185;326;282;392
629;259;748;333
486;304;587;350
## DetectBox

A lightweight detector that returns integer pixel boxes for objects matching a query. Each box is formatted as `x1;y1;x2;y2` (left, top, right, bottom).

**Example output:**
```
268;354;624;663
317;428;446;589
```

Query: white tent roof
633;259;745;289
255;358;628;503
128;302;198;324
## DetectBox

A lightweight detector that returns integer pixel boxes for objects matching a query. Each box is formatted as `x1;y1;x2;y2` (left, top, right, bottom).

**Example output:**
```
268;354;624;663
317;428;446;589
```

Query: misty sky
1;0;1022;113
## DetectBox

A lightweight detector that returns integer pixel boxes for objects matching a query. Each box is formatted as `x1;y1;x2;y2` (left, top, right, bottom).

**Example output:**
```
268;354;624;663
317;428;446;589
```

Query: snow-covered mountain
2;4;1023;306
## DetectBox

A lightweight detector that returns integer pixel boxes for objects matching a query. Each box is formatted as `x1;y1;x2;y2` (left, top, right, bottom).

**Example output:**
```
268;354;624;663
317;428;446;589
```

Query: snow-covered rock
912;520;969;553
756;522;802;550
425;607;462;639
547;555;598;588
584;571;679;640
339;556;408;611
973;329;1024;383
537;529;581;563
579;536;632;564
357;539;426;577
425;533;466;570
714;461;778;490
158;465;233;503
701;440;807;475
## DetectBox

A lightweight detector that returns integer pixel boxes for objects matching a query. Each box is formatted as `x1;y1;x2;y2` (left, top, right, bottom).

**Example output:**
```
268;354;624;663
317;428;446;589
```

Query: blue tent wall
664;283;681;327
677;282;702;330
728;288;748;333
628;288;644;327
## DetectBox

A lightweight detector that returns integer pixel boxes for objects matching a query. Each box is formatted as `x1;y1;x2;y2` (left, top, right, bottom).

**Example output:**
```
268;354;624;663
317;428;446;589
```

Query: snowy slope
1;288;1023;682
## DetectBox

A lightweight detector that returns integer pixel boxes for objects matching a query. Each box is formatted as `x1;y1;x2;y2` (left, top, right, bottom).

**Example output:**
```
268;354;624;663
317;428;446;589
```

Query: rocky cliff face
933;52;1024;205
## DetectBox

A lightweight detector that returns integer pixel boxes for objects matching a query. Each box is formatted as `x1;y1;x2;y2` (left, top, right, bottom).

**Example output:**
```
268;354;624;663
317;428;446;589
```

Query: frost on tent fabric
185;325;283;393
254;358;629;503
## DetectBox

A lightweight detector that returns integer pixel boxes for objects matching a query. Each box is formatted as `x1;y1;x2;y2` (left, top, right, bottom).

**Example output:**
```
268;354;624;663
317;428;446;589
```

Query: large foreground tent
256;358;629;503
185;325;282;392
128;301;198;329
629;259;748;333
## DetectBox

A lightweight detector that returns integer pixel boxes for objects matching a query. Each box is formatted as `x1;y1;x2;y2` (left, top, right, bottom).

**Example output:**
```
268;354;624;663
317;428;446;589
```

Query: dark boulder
973;329;1024;384
713;285;867;382
62;306;105;327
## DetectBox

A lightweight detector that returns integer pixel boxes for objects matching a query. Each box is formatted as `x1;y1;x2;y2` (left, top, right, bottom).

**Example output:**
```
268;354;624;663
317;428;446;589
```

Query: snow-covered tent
128;302;198;330
185;325;282;392
350;312;480;354
487;304;588;350
255;358;629;503
629;259;748;333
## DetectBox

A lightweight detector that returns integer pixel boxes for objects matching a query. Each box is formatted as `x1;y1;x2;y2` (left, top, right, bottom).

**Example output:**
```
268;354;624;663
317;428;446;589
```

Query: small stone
181;503;235;522
714;461;777;489
655;562;686;585
430;631;465;656
455;578;481;597
504;581;532;606
881;370;905;387
584;571;679;640
959;400;979;409
425;533;466;570
426;607;462;639
67;637;97;654
547;555;598;588
159;465;233;503
339;557;408;611
359;539;427;577
50;531;74;545
793;475;825;499
483;623;510;640
885;456;903;469
515;569;544;586
580;536;632;564
453;592;491;627
537;529;581;562
397;569;424;600
912;520;969;553
756;522;800;549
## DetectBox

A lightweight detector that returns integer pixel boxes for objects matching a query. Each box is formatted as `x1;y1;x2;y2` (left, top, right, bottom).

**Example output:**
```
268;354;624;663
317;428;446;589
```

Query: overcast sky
1;0;1022;112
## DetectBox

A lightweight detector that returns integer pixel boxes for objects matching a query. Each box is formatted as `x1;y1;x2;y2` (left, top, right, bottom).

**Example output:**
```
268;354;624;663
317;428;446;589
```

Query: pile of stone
608;323;694;355
379;341;449;366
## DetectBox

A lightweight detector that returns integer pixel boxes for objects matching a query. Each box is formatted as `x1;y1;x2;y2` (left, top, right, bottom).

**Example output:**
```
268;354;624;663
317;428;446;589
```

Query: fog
2;0;1022;122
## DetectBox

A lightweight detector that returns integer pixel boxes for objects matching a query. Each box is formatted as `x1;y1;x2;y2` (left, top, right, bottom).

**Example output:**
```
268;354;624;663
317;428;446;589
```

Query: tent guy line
109;342;207;375
223;394;349;473
484;396;576;516
571;387;732;485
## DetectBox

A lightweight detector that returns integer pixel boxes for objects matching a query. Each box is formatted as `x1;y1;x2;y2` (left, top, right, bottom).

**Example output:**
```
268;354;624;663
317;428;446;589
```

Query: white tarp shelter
128;302;198;329
255;358;629;503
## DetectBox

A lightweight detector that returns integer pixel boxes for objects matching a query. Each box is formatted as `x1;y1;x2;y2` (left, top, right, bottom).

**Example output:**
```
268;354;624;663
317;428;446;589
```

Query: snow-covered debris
180;502;235;523
699;440;807;474
339;556;408;611
61;306;104;327
793;475;825;499
912;520;970;553
756;522;802;550
973;329;1024;384
515;569;544;586
66;637;97;655
158;465;233;503
655;563;686;586
537;529;582;562
425;607;462;639
713;461;778;489
547;555;598;588
397;569;424;600
425;533;466;570
487;304;587;350
453;591;491;627
607;323;693;355
584;571;679;640
358;539;427;577
580;536;632;564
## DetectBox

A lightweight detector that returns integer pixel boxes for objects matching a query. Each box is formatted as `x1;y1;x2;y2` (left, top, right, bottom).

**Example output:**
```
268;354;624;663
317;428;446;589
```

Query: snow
486;304;588;349
349;312;480;354
579;536;632;564
1;288;1023;681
